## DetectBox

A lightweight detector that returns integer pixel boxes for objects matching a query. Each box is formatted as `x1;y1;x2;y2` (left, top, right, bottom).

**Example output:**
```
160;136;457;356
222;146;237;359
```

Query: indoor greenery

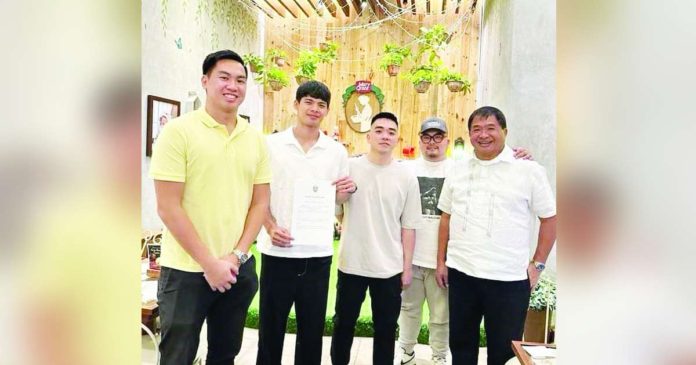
403;63;440;85
316;40;339;63
379;43;412;70
294;50;320;79
439;69;472;93
242;241;488;346
242;53;264;73
266;48;289;64
529;274;557;311
264;66;290;88
161;0;257;49
293;42;339;81
438;69;465;83
414;24;449;63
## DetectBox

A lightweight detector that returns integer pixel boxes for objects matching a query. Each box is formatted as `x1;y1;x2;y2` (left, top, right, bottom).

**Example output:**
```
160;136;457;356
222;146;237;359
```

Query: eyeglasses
420;133;445;143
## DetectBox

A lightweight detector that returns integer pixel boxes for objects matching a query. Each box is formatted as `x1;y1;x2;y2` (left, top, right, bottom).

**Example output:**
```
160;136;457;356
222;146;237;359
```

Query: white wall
141;0;265;229
478;0;557;271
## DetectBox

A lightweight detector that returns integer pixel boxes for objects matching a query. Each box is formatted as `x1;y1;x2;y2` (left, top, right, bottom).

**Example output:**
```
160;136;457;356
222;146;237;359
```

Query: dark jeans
256;254;332;365
330;270;402;365
448;268;530;365
157;257;258;365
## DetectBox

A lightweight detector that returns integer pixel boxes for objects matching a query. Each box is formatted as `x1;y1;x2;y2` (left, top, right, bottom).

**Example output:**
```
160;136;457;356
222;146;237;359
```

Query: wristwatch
233;249;250;265
531;261;546;272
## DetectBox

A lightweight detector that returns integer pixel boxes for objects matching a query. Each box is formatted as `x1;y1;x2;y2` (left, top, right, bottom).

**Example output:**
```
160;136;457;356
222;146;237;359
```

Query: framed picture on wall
146;95;181;157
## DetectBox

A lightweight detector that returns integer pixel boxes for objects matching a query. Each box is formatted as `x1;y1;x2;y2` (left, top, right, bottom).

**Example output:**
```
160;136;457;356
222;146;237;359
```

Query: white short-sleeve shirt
257;127;349;258
338;156;423;278
438;145;556;281
403;158;456;269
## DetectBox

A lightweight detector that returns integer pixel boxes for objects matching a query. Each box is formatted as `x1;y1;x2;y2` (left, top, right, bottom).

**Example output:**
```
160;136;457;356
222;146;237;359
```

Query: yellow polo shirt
150;108;271;272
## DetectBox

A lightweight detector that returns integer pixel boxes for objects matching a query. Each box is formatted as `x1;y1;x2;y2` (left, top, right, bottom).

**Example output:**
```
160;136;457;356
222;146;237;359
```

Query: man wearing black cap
398;117;532;365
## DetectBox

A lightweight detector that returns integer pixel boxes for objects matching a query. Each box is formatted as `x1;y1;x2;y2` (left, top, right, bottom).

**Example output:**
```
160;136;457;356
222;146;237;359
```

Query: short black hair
202;49;247;76
296;80;331;106
467;106;507;130
371;111;398;126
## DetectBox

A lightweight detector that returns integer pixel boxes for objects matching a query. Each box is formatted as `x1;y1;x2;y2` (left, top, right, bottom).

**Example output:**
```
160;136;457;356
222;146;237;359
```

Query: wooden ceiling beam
367;0;384;18
334;0;351;17
292;0;311;17
249;0;275;18
350;0;364;16
320;0;338;17
397;0;406;13
264;0;287;17
275;0;300;18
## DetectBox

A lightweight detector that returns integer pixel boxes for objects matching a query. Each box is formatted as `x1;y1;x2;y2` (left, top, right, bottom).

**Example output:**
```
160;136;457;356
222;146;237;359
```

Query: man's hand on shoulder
512;147;533;160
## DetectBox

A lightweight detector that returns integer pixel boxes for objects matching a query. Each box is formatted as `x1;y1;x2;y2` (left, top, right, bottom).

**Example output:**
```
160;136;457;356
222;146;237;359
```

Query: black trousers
448;268;530;365
256;254;332;365
157;257;258;365
330;270;402;365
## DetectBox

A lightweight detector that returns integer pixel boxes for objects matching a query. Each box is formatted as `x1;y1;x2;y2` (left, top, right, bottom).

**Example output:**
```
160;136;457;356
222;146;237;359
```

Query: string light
232;0;476;76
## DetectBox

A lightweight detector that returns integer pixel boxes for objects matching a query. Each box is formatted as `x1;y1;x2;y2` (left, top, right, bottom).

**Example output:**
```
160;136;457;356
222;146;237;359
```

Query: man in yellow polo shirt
150;49;271;365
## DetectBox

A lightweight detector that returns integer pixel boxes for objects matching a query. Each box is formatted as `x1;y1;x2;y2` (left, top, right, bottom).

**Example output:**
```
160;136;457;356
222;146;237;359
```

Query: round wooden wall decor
342;81;384;134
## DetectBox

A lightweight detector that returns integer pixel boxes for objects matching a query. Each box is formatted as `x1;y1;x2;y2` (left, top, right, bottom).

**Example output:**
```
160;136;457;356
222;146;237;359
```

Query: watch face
536;263;545;271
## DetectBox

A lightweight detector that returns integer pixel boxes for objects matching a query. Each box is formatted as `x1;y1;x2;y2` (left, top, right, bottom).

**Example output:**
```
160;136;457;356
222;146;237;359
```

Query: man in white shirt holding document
256;81;356;365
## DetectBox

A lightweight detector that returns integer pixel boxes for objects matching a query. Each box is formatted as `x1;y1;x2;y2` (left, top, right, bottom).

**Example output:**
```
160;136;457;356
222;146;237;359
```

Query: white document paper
290;179;336;247
522;345;557;359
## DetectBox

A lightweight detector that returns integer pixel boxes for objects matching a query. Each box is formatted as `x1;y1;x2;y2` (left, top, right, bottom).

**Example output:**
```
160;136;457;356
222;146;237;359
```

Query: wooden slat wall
262;3;480;157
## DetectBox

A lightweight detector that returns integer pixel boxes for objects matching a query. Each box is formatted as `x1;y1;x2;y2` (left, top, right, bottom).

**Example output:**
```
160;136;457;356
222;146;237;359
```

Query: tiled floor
143;327;491;364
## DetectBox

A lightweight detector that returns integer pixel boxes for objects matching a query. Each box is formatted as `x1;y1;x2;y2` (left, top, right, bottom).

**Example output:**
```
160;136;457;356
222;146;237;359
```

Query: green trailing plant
438;69;465;83
403;64;439;84
439;69;472;93
242;54;264;73
266;48;288;62
294;50;320;78
415;24;449;63
264;66;290;88
379;43;412;70
161;0;257;50
529;274;557;311
316;40;339;63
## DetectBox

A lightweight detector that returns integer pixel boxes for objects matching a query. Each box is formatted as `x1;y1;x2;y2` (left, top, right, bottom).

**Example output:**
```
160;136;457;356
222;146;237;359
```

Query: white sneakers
400;347;448;364
431;355;447;365
400;347;416;365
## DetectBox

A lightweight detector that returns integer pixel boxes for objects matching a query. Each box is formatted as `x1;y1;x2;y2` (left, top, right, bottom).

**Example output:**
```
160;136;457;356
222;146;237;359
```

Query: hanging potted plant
265;66;290;91
266;48;288;67
415;24;449;62
404;64;438;93
242;53;264;74
379;43;411;76
439;69;471;93
315;40;339;64
294;50;319;85
525;274;557;343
